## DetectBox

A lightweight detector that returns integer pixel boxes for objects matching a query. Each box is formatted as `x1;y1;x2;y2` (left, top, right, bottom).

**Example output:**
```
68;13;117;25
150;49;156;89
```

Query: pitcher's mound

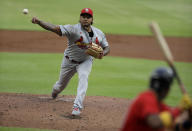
0;93;131;131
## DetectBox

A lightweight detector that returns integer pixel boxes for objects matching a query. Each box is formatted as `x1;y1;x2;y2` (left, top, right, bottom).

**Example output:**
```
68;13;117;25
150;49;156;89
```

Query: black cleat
52;92;58;99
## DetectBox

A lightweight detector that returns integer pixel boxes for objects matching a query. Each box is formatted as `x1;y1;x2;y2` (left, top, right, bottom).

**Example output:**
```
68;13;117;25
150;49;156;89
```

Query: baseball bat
149;21;187;94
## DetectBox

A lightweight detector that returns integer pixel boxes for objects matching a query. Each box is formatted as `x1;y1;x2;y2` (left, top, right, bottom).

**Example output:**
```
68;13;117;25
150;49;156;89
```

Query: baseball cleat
51;91;58;99
72;106;81;116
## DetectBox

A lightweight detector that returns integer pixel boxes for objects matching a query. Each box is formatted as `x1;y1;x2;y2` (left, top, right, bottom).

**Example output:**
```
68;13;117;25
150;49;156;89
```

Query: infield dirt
0;30;191;131
0;30;192;62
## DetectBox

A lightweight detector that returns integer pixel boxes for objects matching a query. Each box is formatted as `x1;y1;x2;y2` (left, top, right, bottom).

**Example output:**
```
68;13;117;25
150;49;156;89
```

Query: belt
65;56;82;64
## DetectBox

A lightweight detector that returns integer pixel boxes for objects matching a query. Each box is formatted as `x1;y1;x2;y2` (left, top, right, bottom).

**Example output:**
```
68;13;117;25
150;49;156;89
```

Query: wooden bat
149;21;187;94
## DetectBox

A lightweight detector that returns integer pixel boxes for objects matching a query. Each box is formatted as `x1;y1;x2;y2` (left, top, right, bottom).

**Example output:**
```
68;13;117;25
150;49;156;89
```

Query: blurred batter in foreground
121;67;192;131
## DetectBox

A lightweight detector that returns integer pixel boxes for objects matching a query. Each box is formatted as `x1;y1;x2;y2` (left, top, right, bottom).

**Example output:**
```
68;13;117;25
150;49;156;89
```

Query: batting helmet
150;67;175;92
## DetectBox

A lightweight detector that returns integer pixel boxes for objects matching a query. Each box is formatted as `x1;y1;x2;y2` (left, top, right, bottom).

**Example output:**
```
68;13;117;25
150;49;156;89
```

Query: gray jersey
59;23;109;62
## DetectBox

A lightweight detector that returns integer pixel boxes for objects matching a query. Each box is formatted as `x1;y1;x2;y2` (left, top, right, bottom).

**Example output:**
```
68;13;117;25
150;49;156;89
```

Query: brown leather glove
85;43;103;59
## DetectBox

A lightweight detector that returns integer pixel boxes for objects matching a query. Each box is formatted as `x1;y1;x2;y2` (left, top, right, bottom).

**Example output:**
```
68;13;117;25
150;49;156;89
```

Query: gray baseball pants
52;56;93;109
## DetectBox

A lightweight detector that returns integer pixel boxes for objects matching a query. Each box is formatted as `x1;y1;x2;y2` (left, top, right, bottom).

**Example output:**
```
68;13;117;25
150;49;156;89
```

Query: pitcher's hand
32;17;40;24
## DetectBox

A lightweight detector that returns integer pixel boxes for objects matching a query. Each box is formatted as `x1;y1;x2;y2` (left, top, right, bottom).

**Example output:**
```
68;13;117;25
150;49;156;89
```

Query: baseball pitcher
31;8;110;116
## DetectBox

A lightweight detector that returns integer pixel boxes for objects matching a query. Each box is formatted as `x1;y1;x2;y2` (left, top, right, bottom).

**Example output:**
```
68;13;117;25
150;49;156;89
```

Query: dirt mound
0;93;131;131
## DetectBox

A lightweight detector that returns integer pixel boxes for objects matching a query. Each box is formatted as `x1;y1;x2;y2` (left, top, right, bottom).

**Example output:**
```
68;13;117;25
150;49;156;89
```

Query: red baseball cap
80;8;93;17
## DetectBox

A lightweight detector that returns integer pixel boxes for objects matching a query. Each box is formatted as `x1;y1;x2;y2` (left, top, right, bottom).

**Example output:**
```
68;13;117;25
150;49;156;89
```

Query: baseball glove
85;43;103;59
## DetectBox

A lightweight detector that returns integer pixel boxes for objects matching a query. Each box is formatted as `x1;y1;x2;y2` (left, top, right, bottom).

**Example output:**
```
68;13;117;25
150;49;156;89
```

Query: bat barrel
149;21;187;94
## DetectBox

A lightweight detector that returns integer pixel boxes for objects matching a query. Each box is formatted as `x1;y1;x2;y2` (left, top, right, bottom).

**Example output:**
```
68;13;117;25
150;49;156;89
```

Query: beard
82;22;91;31
82;21;90;26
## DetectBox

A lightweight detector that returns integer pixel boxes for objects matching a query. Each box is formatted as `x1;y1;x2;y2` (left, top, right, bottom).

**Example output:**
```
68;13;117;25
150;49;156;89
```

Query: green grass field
0;0;192;36
0;52;192;106
0;0;192;130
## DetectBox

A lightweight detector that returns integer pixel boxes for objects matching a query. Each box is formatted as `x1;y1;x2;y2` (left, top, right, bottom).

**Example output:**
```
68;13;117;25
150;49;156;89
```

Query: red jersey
121;90;180;131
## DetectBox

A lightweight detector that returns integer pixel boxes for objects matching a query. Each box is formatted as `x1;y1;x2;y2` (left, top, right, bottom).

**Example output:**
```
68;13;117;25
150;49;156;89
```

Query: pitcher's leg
52;57;77;98
73;59;93;109
52;67;76;96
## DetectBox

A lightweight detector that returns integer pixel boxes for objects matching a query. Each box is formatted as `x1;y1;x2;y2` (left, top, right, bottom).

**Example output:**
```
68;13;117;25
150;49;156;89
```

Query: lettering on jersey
75;36;87;49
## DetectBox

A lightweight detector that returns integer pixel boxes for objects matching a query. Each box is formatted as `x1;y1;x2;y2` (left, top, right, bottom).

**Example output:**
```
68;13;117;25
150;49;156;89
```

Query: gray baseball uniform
52;23;109;109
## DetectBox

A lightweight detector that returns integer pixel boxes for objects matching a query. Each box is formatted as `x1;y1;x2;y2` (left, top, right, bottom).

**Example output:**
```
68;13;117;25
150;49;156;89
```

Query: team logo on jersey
75;36;87;49
95;37;100;45
75;36;101;49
